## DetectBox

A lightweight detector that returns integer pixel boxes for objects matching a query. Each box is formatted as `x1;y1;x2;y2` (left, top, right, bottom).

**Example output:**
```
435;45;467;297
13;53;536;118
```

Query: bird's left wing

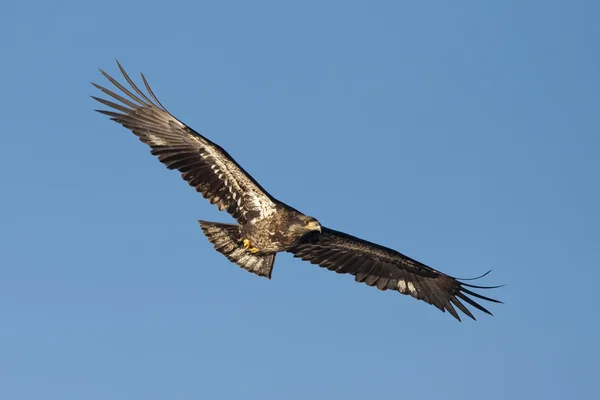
288;227;502;321
91;61;277;225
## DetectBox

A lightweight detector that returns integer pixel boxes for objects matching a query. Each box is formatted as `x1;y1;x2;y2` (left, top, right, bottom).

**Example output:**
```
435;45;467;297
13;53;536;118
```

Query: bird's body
239;205;318;254
92;61;502;321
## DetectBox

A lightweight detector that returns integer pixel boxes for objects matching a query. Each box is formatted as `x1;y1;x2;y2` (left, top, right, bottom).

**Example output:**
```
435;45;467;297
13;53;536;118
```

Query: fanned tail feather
198;220;276;279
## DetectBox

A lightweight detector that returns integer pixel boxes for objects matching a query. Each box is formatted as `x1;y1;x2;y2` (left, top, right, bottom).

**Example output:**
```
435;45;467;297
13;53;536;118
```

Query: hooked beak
305;221;322;233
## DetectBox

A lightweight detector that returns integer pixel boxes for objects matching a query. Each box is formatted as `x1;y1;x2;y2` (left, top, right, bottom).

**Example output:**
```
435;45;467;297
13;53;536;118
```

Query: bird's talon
242;239;259;253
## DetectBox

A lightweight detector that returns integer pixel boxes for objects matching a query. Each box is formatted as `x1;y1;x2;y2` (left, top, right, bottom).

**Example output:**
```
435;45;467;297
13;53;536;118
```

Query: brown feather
290;227;501;321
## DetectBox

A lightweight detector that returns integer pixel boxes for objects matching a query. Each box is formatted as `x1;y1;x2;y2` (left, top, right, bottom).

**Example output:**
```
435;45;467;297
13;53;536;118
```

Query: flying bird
92;61;501;321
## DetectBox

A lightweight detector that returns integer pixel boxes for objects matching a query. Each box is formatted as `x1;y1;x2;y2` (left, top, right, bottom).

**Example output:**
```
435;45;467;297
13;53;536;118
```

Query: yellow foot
242;239;260;253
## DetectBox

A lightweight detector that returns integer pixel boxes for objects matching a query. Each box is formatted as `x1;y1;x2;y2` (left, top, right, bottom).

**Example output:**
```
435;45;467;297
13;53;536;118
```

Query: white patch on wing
407;282;417;296
190;134;277;220
147;134;167;146
397;280;407;293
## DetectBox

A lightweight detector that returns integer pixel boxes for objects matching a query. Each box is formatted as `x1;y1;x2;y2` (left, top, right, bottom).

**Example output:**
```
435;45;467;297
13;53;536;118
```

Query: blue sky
1;1;598;399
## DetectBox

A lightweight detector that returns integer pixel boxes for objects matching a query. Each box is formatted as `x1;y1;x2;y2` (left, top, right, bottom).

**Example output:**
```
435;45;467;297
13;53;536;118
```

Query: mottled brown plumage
92;61;502;321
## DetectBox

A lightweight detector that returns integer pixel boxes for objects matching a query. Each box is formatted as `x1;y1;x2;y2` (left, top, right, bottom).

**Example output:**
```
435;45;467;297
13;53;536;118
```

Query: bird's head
291;215;322;236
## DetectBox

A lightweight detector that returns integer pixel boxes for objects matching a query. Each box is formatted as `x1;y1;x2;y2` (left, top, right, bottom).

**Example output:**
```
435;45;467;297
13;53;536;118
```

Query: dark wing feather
289;227;502;321
92;61;277;225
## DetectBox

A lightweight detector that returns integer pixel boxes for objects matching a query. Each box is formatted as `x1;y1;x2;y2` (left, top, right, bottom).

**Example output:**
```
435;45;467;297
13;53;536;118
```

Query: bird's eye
304;220;310;225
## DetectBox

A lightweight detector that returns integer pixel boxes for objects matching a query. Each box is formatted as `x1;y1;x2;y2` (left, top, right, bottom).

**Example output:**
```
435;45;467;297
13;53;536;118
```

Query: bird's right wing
92;61;277;225
289;227;502;321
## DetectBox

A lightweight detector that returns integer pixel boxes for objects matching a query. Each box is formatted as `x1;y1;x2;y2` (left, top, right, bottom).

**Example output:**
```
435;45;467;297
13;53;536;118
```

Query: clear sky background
1;1;598;399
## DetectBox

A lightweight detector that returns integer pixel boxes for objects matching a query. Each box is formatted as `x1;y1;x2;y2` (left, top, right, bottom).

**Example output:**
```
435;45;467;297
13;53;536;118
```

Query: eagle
92;61;501;321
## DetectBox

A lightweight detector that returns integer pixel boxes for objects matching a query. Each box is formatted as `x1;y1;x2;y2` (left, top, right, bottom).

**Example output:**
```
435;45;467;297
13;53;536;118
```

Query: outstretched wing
92;61;277;225
289;227;502;321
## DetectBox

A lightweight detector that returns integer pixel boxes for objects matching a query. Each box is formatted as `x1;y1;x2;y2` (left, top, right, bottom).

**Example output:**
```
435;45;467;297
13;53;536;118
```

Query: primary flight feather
92;61;502;321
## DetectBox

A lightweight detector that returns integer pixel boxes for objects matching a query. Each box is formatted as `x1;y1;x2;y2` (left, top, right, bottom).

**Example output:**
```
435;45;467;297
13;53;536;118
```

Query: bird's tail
198;220;276;279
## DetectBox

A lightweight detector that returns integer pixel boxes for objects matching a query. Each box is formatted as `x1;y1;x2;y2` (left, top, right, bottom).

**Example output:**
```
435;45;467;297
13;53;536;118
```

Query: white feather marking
407;282;417;296
192;135;277;219
147;134;167;146
230;248;244;258
397;280;407;293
